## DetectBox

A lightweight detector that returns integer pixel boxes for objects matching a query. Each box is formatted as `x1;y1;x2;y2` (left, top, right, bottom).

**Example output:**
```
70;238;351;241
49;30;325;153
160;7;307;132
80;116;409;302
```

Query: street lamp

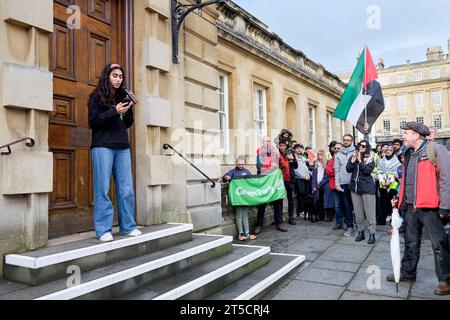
171;0;226;64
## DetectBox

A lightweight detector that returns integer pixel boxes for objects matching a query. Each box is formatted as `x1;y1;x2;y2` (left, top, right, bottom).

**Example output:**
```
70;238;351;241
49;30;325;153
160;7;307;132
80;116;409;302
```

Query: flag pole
364;46;368;129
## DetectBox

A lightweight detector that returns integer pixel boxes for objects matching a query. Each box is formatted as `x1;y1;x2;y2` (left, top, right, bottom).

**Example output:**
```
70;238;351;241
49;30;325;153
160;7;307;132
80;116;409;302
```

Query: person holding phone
88;63;141;242
346;140;377;244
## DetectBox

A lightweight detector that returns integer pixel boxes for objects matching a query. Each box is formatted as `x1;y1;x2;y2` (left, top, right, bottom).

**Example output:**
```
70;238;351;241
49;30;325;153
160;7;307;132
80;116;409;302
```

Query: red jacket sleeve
325;159;335;178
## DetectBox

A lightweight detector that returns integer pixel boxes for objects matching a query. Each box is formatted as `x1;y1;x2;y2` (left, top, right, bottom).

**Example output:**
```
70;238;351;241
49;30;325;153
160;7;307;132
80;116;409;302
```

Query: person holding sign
254;136;283;235
279;140;298;225
224;156;257;241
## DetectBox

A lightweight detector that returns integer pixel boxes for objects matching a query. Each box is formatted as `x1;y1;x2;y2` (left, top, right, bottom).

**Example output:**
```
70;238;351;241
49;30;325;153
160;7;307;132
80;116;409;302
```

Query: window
416;116;424;124
218;74;229;156
383;120;391;135
396;73;406;84
379;76;389;86
398;95;406;110
309;107;316;148
400;120;408;132
326;112;332;144
384;96;390;111
414;92;423;108
412;71;422;82
430;68;441;79
434;115;442;130
431;90;441;107
253;85;267;148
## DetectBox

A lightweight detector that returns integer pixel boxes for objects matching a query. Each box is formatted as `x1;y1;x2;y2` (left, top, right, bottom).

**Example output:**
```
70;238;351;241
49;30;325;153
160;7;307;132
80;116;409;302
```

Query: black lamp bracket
171;0;226;64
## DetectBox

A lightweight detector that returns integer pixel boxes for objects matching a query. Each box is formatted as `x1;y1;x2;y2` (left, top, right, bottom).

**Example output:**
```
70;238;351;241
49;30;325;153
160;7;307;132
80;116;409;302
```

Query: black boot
355;231;365;242
288;217;296;225
368;234;376;244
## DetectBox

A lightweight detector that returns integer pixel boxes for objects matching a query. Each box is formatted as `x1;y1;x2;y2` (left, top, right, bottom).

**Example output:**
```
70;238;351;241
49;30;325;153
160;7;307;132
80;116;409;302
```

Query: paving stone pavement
237;216;450;300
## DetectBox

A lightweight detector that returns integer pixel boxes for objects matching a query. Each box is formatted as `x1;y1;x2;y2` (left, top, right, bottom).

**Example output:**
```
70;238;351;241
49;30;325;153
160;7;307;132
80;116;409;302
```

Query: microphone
123;87;138;104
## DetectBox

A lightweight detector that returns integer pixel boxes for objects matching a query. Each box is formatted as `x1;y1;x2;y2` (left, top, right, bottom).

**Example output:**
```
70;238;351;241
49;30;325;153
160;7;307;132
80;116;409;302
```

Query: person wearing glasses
334;134;355;236
346;140;377;244
254;136;282;235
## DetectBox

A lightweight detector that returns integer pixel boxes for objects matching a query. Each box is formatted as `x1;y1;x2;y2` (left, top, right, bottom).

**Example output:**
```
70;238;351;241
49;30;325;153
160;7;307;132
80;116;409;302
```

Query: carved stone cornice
381;77;450;91
217;2;345;97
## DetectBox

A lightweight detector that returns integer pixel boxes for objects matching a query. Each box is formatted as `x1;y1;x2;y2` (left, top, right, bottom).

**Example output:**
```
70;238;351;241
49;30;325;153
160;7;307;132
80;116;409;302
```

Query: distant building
338;40;450;149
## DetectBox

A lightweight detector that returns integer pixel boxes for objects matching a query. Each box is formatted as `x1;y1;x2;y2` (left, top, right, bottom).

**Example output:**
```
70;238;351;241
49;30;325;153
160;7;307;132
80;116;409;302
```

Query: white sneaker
343;228;354;237
127;229;142;237
99;232;113;242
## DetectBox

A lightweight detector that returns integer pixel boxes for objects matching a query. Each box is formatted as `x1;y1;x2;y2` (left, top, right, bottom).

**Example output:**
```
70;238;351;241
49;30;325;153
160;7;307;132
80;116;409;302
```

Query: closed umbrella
440;223;450;271
390;207;403;293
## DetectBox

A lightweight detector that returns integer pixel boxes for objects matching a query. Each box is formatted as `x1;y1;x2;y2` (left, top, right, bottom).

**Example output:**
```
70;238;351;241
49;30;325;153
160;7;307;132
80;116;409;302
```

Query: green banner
228;169;286;206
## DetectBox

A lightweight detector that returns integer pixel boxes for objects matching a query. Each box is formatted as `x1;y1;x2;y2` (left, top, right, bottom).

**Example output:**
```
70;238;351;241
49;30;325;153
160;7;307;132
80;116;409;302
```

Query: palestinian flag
334;47;384;134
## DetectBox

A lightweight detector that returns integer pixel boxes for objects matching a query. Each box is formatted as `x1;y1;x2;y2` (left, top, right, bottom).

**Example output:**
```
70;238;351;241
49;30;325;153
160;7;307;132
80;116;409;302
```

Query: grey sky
233;0;450;74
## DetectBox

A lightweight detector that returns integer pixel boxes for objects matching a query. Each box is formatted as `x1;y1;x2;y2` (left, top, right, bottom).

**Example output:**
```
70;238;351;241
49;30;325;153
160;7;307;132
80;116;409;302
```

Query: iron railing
163;143;216;188
0;138;35;156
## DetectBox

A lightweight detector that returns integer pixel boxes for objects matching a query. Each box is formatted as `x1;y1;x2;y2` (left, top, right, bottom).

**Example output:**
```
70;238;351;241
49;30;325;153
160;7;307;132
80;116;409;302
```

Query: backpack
425;141;438;173
403;141;439;175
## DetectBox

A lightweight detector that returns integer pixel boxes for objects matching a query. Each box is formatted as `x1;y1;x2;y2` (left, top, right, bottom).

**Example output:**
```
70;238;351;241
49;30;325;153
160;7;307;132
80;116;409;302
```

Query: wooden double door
49;0;134;238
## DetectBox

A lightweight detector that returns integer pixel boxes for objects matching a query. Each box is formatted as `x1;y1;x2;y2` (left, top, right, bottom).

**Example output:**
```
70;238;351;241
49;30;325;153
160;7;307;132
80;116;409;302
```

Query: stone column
0;0;54;278
134;1;222;232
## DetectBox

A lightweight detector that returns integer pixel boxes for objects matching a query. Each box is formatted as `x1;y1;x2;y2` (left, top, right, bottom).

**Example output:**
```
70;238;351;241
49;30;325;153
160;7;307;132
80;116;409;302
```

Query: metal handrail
163;144;216;188
0;137;35;156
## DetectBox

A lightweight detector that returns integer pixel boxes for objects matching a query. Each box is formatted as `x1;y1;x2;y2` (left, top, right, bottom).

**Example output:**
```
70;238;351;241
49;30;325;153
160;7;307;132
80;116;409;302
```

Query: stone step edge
35;234;232;300
6;224;193;269
152;244;271;300
233;250;305;300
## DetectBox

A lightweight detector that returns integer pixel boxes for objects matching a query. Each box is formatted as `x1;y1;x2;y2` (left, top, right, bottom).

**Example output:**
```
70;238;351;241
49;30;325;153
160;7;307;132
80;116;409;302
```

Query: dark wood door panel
51;19;76;80
50;148;76;210
49;0;127;238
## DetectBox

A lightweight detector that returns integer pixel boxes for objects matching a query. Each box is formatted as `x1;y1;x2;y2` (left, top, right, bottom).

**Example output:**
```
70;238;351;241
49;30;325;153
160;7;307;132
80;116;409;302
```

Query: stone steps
207;251;304;300
0;233;231;300
4;224;193;286
123;244;270;300
1;224;306;300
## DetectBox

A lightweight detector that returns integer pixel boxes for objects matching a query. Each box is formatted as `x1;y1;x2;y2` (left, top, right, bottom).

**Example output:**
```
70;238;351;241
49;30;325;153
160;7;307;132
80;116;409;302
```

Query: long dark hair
358;140;372;157
328;141;337;157
94;63;127;106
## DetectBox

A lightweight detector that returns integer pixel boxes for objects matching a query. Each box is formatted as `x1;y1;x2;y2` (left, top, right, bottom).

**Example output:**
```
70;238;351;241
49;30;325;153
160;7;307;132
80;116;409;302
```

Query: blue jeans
92;147;137;237
333;184;354;229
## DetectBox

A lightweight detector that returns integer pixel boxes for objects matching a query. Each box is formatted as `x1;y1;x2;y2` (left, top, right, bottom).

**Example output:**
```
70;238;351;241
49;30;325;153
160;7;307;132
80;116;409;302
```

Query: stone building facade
338;41;450;148
0;0;345;278
374;42;450;148
216;2;347;234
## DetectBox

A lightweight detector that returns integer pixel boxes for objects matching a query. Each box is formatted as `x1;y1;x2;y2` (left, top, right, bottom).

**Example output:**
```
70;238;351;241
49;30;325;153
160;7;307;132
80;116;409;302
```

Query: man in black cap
389;121;450;295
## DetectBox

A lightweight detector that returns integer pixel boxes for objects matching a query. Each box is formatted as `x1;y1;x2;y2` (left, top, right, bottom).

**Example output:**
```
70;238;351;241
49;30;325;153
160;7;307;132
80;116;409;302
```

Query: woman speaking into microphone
88;63;141;242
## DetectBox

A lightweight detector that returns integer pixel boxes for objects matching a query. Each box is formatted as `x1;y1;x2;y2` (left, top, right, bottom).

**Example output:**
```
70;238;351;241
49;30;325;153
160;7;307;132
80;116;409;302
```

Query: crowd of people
224;122;450;296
